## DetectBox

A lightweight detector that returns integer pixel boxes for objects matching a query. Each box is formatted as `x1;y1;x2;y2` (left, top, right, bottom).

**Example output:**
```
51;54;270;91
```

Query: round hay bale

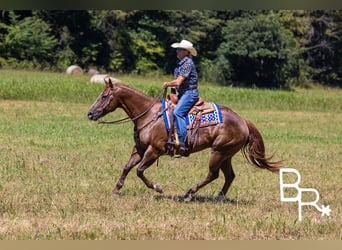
87;68;100;76
66;65;84;75
90;74;120;84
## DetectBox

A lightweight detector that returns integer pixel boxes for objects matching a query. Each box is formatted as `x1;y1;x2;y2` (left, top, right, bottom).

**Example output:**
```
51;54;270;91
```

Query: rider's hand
163;82;169;89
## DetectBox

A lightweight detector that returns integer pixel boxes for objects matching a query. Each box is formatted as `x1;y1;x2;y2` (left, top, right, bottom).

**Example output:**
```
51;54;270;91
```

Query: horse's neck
117;85;154;118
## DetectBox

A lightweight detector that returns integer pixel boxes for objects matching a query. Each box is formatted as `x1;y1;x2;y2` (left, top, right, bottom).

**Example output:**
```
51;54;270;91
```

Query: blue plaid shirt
174;56;198;95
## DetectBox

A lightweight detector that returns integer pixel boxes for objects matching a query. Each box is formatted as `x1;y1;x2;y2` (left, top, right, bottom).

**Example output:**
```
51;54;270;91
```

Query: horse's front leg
136;146;163;194
112;146;142;195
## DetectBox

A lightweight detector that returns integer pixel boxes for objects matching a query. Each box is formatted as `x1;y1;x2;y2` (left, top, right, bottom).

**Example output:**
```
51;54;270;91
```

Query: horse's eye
102;95;107;101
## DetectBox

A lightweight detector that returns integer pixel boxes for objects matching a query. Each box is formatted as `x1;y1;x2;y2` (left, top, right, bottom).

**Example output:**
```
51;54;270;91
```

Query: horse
87;78;283;201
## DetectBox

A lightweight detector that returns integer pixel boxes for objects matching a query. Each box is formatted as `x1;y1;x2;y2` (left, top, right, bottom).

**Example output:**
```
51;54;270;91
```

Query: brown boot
174;144;190;158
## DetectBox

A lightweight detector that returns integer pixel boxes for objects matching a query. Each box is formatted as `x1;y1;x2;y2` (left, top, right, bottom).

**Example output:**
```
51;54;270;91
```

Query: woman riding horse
87;79;282;201
163;40;199;155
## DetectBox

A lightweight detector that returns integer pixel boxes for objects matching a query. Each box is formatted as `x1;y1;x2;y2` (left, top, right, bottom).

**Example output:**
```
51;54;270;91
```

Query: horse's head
87;78;120;121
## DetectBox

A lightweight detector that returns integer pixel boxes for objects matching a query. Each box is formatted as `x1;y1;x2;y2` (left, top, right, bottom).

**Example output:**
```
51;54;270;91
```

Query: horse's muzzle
87;111;98;121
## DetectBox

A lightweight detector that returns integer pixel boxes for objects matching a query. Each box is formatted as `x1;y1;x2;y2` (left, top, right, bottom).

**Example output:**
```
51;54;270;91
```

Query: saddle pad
186;102;223;128
161;99;223;130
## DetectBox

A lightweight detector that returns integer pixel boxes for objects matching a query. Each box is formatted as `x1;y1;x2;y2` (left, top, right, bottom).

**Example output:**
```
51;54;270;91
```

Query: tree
215;12;300;88
1;10;341;88
3;12;58;69
304;10;342;86
89;10;137;72
37;10;112;71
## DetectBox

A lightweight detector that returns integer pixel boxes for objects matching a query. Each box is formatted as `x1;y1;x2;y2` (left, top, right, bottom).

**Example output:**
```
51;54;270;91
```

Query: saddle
165;93;215;157
167;93;214;114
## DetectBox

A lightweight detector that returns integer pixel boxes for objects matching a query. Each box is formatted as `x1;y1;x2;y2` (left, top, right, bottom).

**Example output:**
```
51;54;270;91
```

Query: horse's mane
114;83;156;102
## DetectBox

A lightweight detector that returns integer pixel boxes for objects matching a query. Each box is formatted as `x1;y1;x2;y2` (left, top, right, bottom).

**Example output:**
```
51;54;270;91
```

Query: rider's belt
187;86;197;91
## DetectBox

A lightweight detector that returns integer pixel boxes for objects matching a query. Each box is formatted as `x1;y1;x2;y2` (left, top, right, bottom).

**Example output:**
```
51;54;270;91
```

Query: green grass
0;70;341;239
1;69;341;112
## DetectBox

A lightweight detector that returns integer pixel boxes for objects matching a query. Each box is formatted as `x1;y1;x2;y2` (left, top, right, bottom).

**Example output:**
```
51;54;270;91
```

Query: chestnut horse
87;79;282;201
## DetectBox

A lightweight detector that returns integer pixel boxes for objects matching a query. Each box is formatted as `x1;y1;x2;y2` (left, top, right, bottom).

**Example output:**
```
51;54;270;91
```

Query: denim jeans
173;89;199;146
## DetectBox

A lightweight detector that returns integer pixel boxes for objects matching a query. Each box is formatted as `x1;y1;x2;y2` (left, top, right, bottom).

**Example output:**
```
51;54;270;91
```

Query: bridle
98;87;167;125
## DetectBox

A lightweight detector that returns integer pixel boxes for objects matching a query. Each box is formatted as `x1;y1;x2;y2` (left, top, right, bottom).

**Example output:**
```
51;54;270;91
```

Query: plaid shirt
174;56;198;95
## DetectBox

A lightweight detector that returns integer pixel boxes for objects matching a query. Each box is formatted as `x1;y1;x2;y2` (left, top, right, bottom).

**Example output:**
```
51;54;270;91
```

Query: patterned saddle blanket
161;99;223;130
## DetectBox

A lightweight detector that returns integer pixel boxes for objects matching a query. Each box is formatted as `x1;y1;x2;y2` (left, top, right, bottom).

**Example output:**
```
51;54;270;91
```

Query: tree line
1;10;341;88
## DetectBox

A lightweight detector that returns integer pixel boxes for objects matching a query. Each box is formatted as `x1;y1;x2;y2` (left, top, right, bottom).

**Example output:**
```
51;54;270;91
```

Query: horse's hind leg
184;151;225;201
216;158;235;201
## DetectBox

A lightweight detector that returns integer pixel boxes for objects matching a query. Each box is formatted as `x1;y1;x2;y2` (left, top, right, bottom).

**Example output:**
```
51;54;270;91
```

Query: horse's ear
108;78;113;89
105;77;114;89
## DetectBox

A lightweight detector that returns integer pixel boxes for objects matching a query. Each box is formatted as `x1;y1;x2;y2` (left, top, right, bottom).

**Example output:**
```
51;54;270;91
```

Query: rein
98;87;167;125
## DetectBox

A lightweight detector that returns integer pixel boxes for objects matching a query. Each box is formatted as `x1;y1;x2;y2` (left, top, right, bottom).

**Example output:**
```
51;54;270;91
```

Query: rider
163;39;199;153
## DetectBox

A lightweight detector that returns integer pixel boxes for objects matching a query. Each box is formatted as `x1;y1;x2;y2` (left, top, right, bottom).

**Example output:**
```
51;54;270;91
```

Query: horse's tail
242;119;283;173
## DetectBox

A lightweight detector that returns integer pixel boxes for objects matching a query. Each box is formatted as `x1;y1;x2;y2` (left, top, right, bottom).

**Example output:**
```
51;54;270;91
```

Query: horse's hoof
184;193;192;202
215;194;225;202
112;190;120;197
153;184;163;194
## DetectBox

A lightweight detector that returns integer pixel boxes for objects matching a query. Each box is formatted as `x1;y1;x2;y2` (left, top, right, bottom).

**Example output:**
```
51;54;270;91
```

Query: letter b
280;168;301;202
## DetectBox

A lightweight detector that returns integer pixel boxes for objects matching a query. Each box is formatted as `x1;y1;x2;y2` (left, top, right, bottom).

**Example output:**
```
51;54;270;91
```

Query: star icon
321;205;331;217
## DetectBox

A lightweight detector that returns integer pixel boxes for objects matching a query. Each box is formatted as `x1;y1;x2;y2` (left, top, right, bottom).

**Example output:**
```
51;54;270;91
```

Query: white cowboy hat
171;39;197;56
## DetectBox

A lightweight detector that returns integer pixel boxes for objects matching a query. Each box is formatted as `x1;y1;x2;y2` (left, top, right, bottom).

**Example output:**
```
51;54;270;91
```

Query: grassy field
0;70;341;239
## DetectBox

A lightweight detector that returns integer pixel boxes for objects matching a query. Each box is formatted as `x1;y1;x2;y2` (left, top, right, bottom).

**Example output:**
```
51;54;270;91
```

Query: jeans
173;89;199;146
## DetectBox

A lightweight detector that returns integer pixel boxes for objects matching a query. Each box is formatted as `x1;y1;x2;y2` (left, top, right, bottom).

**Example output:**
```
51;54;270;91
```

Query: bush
3;14;58;70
